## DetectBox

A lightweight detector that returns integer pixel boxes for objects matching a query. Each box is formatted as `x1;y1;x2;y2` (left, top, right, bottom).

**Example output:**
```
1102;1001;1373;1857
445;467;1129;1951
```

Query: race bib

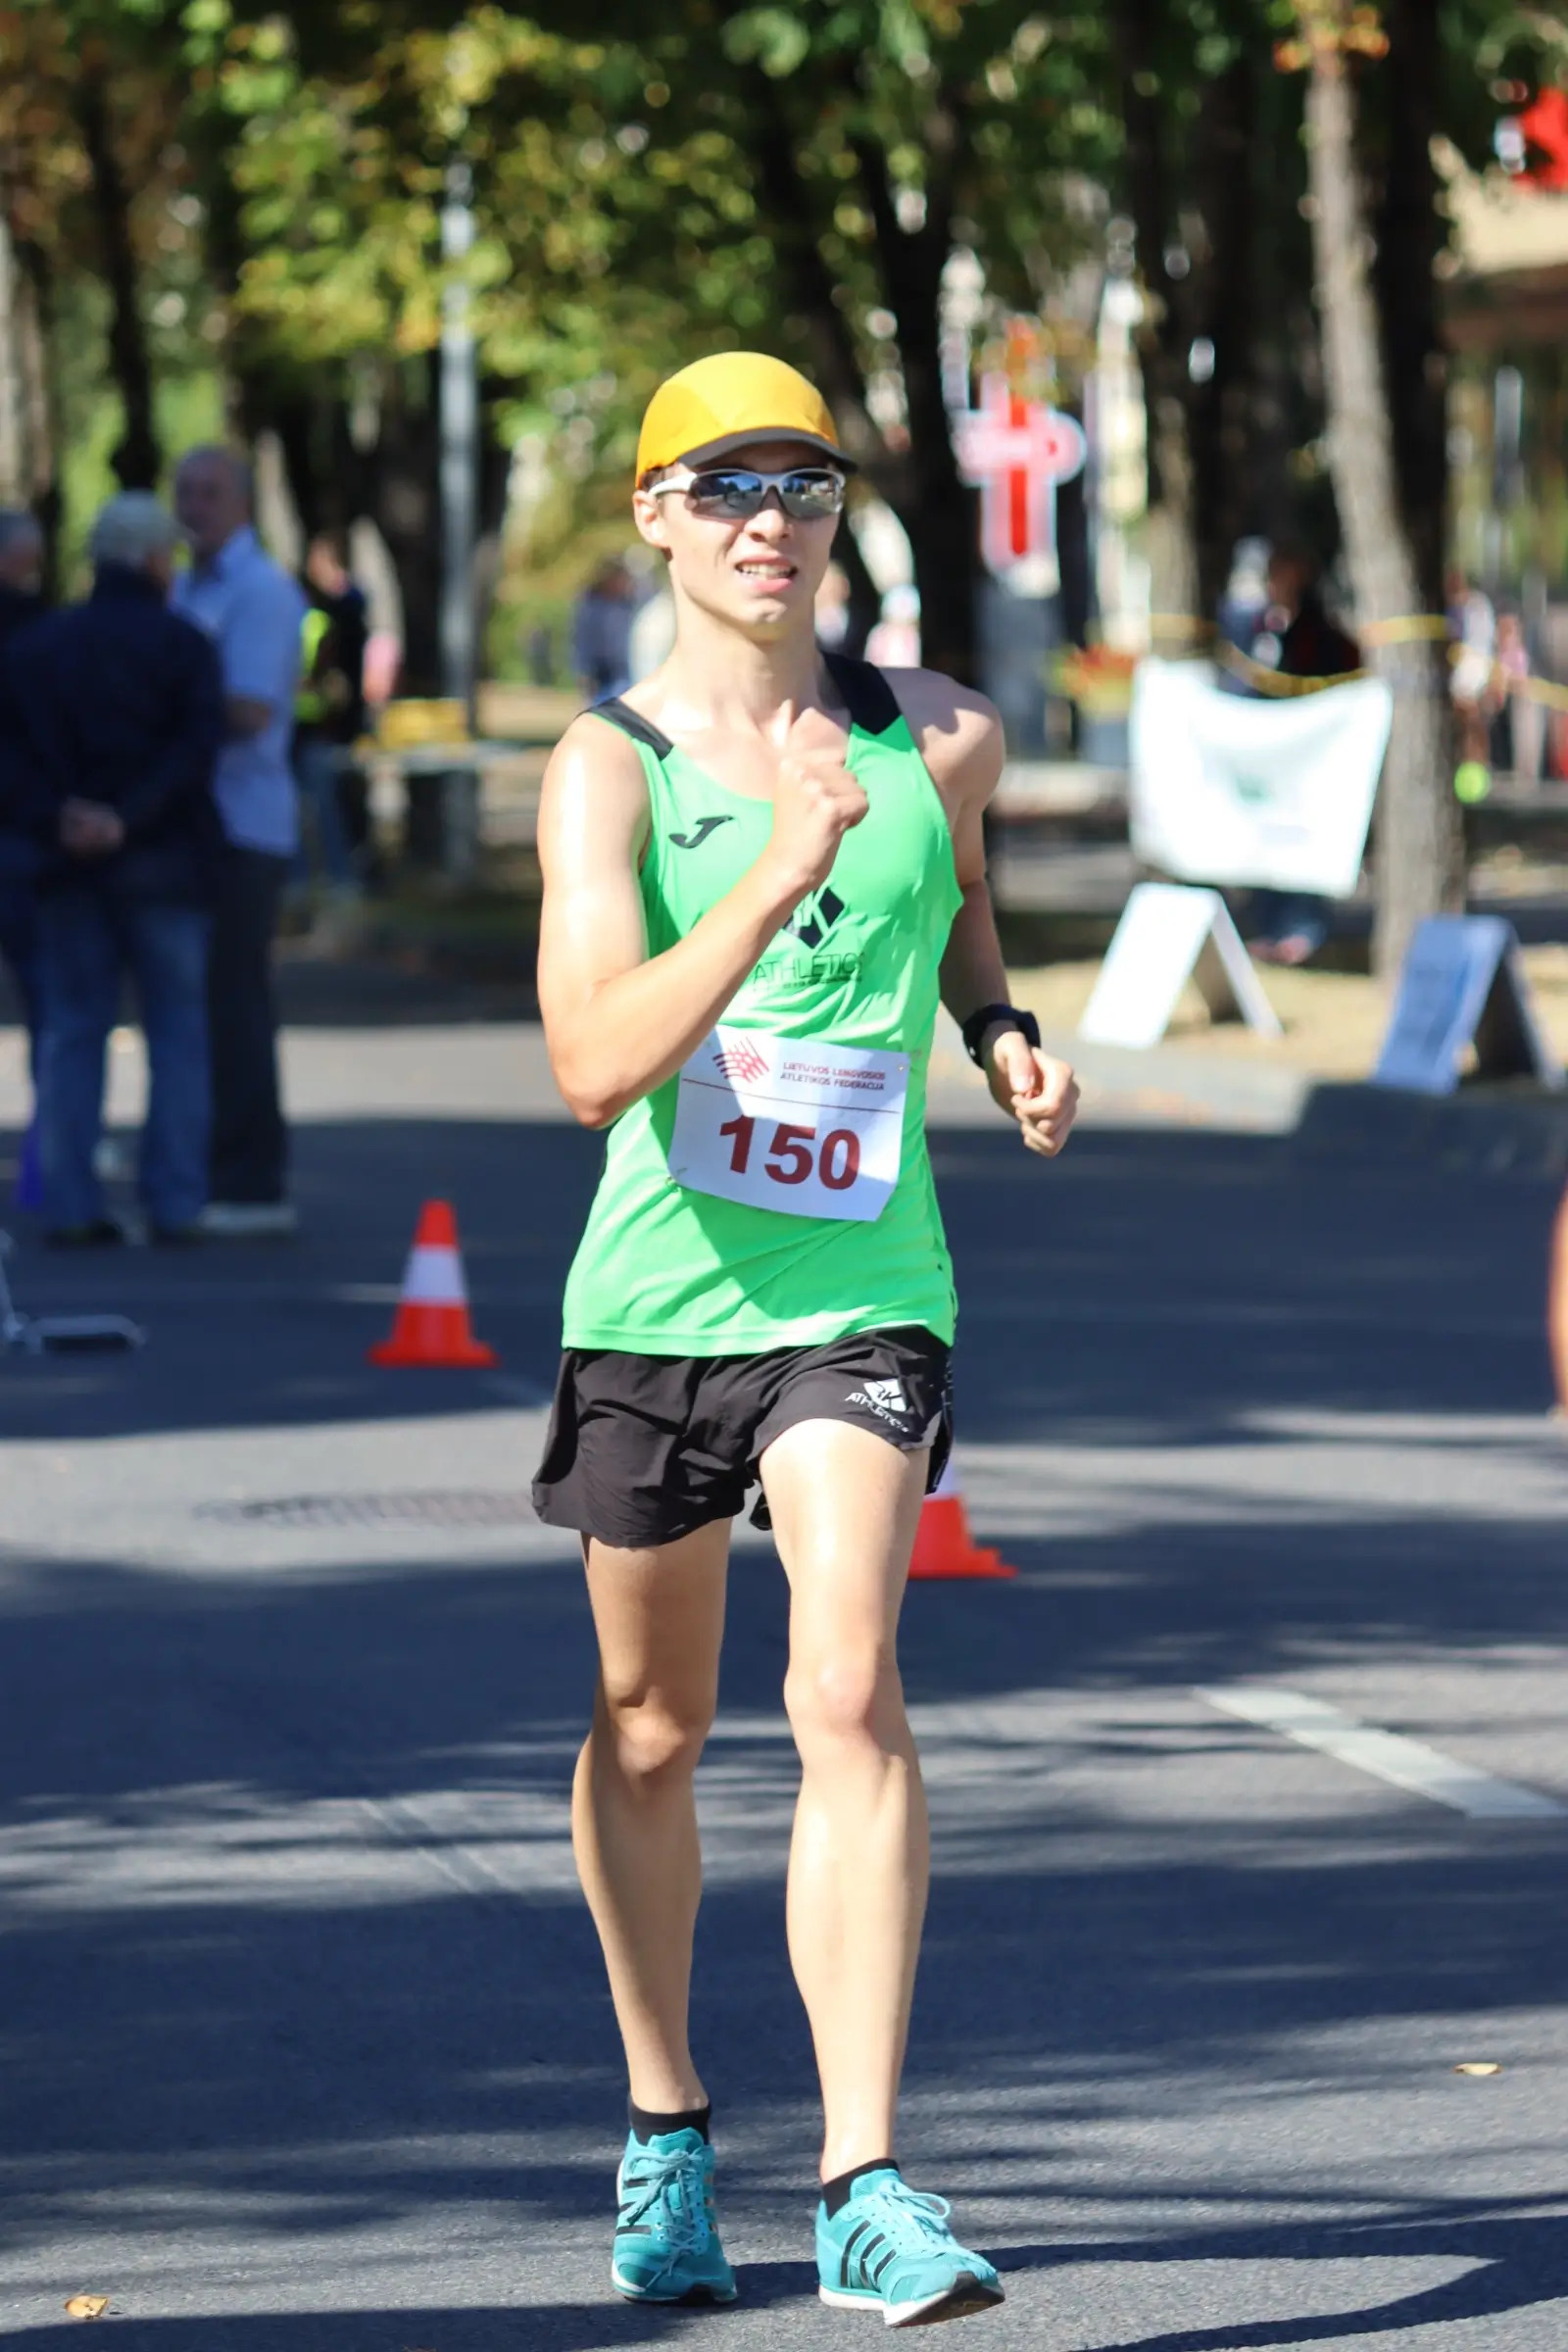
667;1025;907;1223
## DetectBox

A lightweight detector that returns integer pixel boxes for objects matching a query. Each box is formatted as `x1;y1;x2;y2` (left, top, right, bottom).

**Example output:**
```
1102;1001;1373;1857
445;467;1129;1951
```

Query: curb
1034;1023;1568;1172
1292;1081;1568;1176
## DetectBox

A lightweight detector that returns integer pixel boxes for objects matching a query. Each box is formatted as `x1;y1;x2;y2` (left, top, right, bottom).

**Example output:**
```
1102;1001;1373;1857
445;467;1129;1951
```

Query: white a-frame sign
1080;883;1282;1052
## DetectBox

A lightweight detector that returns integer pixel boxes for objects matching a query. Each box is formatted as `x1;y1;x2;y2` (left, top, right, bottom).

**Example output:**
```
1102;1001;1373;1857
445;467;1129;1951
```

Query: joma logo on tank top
668;814;735;850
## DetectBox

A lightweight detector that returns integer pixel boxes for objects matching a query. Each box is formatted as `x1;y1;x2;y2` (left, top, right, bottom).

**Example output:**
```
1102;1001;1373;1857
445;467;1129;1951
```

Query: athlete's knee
784;1644;901;1754
597;1683;712;1788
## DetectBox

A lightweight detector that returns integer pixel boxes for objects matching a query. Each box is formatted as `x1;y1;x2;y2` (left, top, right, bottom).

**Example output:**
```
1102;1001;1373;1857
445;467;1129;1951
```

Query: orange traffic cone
906;1457;1016;1581
368;1200;499;1367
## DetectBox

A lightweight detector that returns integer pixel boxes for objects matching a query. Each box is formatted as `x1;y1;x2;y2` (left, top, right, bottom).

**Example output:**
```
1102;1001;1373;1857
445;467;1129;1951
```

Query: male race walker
534;353;1078;2327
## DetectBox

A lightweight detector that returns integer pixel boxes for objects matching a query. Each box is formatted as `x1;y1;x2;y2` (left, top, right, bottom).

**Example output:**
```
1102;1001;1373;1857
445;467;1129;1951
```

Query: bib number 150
718;1115;861;1194
668;1025;906;1222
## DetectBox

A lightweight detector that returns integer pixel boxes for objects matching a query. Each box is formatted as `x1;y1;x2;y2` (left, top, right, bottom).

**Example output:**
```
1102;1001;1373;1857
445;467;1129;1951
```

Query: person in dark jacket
0;509;47;1054
293;530;369;896
11;494;224;1244
1247;545;1362;965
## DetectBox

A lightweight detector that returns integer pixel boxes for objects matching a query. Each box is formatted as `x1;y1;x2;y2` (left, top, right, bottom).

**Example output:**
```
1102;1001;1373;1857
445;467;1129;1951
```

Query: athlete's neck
652;598;835;741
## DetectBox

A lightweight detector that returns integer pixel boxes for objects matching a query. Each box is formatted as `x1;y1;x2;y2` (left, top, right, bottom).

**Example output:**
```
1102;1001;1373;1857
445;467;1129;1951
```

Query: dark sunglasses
649;465;848;521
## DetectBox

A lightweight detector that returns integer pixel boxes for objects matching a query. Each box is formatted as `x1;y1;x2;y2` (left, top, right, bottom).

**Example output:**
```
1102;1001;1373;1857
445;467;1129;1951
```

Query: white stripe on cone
400;1244;467;1304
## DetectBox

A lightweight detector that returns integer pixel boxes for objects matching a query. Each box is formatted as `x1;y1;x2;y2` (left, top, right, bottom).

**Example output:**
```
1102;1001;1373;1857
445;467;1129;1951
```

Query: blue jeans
0;865;42;1073
293;734;356;889
36;892;212;1230
1250;888;1330;956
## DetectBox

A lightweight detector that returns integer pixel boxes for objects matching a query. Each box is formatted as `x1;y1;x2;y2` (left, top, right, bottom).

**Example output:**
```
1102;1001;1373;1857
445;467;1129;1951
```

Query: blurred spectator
573;560;636;702
9;495;223;1245
1248;546;1360;966
1490;611;1544;785
628;581;675;683
1447;566;1495;773
293;530;368;898
527;622;554;686
1216;536;1270;697
1249;544;1359;684
362;629;402;716
172;446;305;1238
866;584;921;668
814;562;852;651
0;508;43;630
0;510;47;1059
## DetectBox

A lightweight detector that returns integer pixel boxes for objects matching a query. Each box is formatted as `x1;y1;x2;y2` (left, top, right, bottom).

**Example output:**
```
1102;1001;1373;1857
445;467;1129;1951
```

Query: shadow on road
3;1094;1565;2338
3;2283;812;2349
1016;2203;1568;2346
0;1118;1559;1441
2;1523;1565;2282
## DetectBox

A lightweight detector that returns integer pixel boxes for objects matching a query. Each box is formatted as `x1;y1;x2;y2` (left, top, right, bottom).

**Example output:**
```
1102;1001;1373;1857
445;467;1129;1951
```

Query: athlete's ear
632;487;672;555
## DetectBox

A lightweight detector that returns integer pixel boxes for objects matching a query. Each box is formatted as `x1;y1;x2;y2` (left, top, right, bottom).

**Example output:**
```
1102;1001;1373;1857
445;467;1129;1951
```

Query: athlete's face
633;437;842;639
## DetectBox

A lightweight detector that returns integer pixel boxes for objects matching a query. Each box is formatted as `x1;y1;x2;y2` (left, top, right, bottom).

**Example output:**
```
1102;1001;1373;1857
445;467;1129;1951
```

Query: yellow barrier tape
1215;642;1365;696
378;697;471;750
1139;612;1568;716
1512;671;1568;715
1357;613;1453;646
1148;612;1217;641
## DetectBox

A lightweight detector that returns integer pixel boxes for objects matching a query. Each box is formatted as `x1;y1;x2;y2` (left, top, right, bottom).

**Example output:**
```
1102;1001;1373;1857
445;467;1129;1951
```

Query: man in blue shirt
172;447;305;1236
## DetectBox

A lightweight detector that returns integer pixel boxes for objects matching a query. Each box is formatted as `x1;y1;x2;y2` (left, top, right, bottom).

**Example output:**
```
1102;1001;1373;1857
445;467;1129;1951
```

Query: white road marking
1197;1686;1567;1820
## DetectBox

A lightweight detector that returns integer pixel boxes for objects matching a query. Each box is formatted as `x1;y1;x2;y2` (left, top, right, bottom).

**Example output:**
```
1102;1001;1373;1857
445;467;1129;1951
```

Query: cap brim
666;427;856;474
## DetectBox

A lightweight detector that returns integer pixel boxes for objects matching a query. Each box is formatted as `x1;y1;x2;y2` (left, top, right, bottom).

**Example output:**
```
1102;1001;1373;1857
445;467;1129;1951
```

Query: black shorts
532;1325;952;1549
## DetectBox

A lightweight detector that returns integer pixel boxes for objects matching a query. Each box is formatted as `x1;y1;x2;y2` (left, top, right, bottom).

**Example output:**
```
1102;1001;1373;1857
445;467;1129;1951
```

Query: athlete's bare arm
889;668;1079;1159
537;708;867;1127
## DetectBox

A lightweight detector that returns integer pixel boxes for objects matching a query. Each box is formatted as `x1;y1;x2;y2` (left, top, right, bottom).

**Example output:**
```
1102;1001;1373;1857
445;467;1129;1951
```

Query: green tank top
561;655;962;1355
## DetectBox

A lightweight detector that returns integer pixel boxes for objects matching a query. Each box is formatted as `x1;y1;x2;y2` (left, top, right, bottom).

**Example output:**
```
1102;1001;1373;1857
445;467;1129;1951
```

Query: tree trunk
1187;50;1260;622
77;58;160;492
368;356;442;692
1373;0;1447;612
852;95;978;685
0;212;24;505
748;73;978;684
1144;392;1200;633
1304;40;1460;979
830;512;882;658
1112;3;1200;638
11;231;61;591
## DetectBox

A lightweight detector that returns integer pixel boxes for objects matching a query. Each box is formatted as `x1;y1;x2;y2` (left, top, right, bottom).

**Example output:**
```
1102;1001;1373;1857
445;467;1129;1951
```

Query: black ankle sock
822;2157;898;2217
629;2098;710;2145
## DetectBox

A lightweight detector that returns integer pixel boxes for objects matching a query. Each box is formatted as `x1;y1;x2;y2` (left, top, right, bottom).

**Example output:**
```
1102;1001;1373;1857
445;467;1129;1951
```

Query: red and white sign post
953;372;1088;577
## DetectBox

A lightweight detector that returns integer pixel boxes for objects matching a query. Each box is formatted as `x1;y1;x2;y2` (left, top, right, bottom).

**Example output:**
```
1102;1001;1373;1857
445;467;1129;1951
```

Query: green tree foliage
0;0;1549;677
200;1;1123;679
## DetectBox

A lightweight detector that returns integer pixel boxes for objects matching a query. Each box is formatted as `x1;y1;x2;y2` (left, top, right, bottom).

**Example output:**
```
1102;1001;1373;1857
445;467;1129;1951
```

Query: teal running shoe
816;2168;1004;2328
611;2127;738;2305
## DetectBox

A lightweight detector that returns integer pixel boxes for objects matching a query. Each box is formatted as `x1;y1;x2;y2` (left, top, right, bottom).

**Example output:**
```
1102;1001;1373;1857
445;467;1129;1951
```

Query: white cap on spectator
90;492;185;569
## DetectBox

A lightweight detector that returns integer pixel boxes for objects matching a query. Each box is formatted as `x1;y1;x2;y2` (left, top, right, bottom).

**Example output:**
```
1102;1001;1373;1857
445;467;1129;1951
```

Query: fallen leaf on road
64;2296;110;2320
1454;2061;1501;2076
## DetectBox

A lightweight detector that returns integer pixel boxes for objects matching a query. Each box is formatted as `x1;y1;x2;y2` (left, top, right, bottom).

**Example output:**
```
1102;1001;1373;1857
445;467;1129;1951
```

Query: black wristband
960;1003;1041;1068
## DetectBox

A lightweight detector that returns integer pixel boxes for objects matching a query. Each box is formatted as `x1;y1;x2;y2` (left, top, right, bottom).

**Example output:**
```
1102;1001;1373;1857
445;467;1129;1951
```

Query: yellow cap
636;352;852;482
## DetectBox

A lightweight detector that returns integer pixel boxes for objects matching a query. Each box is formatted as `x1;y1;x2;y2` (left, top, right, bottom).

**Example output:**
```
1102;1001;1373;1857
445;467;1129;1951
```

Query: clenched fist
762;706;869;898
984;1027;1079;1159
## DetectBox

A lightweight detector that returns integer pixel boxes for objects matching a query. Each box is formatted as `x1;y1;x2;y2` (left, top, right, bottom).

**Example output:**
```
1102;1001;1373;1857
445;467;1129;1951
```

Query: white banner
1129;659;1394;899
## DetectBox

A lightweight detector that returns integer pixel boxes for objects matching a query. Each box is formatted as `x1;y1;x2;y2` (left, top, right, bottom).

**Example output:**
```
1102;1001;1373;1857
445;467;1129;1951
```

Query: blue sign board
1374;914;1563;1095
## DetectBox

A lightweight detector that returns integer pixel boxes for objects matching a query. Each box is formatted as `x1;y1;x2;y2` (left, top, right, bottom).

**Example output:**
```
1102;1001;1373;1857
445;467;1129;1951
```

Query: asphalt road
2;1024;1567;2350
